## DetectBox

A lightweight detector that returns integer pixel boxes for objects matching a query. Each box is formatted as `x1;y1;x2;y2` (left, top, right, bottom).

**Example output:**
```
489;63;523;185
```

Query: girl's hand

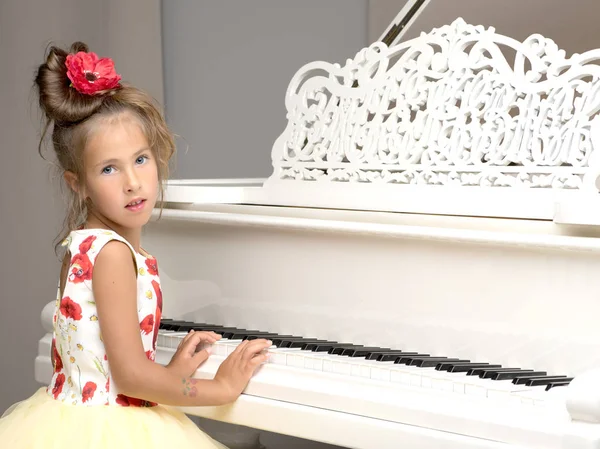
166;330;221;378
213;339;272;402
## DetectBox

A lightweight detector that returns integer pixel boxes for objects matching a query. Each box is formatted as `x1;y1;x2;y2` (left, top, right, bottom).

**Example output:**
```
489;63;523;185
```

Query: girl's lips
125;199;146;212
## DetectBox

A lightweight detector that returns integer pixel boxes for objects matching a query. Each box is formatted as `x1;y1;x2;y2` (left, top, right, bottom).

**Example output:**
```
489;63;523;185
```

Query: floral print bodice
46;229;163;407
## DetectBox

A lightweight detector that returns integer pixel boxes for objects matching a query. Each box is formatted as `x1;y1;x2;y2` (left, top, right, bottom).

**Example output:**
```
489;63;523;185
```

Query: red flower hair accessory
65;51;121;95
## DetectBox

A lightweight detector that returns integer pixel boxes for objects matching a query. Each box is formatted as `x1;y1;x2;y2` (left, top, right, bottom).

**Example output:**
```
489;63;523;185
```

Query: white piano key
166;332;188;349
226;340;243;355
333;359;352;376
212;339;242;356
266;347;301;365
487;384;536;400
289;351;307;368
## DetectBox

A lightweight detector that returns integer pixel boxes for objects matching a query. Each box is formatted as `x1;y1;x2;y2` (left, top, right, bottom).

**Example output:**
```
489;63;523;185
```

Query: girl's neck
84;213;142;253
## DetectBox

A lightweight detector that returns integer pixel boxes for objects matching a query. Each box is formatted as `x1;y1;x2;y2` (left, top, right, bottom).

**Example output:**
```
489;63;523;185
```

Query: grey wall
162;0;368;179
368;0;600;54
0;0;163;414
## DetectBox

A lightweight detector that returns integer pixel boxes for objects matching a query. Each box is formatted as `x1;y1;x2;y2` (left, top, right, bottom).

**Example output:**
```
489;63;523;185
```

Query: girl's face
80;112;158;233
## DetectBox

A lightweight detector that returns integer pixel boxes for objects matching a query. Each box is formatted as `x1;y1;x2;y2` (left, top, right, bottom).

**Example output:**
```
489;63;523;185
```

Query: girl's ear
63;171;78;193
64;171;85;197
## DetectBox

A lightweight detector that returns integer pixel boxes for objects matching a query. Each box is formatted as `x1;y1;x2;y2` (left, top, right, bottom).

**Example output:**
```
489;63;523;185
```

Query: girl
0;42;271;448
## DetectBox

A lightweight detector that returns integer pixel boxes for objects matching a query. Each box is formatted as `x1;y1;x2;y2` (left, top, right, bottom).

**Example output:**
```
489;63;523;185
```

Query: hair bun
35;42;105;124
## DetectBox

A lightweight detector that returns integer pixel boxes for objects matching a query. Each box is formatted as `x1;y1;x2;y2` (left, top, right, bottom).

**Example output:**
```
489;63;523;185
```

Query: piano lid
165;5;600;224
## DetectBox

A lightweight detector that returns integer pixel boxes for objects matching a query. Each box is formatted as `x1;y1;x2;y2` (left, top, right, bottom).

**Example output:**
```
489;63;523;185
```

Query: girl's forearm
114;359;233;407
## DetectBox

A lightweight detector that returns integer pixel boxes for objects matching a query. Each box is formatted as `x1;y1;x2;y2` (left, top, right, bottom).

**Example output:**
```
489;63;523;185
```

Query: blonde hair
34;42;175;251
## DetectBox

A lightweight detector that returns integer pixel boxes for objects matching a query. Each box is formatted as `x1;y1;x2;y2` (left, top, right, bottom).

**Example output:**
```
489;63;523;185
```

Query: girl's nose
125;170;141;192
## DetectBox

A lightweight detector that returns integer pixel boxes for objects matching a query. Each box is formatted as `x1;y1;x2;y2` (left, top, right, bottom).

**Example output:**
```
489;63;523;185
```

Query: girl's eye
102;166;114;175
136;155;148;165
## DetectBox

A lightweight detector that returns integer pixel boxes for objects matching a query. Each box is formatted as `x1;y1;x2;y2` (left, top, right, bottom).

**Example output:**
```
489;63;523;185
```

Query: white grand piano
35;4;600;448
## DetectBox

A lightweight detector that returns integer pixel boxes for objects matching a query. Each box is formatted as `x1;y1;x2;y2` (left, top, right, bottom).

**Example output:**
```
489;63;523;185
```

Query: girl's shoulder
62;228;141;267
64;228;132;253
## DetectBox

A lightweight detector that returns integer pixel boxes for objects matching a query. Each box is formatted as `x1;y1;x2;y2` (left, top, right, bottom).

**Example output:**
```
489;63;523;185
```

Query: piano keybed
156;319;575;449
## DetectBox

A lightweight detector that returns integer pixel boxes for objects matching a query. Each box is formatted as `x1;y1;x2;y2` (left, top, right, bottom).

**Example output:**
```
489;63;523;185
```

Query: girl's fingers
179;330;196;347
241;339;272;361
179;330;220;349
230;340;249;357
249;352;269;369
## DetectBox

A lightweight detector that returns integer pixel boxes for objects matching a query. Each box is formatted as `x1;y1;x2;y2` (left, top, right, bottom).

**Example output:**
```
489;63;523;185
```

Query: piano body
35;6;600;449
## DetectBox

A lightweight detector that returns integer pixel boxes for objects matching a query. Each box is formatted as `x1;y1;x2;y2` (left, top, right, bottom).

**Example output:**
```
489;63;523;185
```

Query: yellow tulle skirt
0;387;228;449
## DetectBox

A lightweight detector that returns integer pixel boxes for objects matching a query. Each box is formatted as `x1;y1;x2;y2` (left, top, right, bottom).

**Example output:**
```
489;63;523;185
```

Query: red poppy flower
60;297;82;321
82;381;97;402
116;394;156;407
145;257;158;276
152;307;161;350
79;235;96;254
69;253;92;283
140;314;154;335
66;52;121;95
151;280;162;312
52;339;63;372
115;394;131;406
105;379;110;392
52;373;65;399
145;350;154;361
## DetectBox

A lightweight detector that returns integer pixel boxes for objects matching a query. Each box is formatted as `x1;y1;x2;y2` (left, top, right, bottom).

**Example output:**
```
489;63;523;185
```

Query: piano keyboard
157;319;575;449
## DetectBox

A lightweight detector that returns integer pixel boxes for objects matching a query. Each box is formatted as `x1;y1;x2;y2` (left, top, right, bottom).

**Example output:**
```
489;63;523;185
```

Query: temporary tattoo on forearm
182;378;199;397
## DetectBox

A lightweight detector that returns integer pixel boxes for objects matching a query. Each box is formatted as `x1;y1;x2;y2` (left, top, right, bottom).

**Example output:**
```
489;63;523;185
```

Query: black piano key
411;358;469;368
168;324;198;331
272;337;313;346
365;351;418;361
246;334;295;341
396;355;444;365
230;331;275;340
480;368;532;379
158;319;180;329
375;352;422;362
525;377;574;387
513;375;568;385
307;343;352;352
546;380;573;390
241;333;283;341
450;364;501;373
174;324;203;332
216;329;250;337
435;362;490;372
491;371;547;381
283;339;327;348
219;330;244;339
467;367;521;377
329;345;364;355
180;324;237;333
222;330;261;339
277;338;326;348
342;347;392;357
288;339;330;348
195;326;236;333
160;320;194;330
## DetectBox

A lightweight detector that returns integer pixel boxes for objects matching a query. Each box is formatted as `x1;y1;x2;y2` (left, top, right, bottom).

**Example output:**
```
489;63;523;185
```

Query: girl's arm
93;240;270;407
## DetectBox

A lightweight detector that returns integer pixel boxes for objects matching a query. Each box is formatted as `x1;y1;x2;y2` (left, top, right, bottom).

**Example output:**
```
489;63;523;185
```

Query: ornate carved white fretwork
268;18;600;204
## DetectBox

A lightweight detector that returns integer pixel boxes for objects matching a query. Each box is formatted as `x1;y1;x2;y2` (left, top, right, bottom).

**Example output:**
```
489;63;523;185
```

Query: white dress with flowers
0;229;227;449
